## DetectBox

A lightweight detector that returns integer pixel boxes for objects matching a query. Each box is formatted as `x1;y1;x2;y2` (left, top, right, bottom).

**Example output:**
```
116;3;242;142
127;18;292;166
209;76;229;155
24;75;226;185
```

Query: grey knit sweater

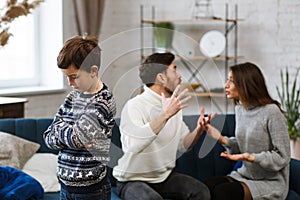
43;84;116;193
225;104;290;200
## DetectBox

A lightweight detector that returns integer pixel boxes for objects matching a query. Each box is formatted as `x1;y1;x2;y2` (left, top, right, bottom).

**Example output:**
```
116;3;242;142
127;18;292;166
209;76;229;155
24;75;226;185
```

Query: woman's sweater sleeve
253;107;290;171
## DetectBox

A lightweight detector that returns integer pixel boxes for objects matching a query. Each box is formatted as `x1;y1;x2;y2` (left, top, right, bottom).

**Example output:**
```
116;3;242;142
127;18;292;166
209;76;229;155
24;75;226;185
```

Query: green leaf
277;67;300;139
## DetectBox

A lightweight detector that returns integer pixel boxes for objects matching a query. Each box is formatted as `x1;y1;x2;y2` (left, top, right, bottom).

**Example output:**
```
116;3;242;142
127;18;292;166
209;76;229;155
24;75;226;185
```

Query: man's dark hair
139;52;175;87
57;35;101;72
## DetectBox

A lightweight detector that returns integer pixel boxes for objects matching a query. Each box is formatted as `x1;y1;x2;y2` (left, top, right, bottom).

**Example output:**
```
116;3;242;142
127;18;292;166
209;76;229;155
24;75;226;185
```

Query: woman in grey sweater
203;62;290;200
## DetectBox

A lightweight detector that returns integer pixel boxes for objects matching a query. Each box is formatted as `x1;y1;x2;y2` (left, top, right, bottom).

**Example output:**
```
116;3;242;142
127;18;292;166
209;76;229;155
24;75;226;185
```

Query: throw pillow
0;131;40;169
22;153;60;192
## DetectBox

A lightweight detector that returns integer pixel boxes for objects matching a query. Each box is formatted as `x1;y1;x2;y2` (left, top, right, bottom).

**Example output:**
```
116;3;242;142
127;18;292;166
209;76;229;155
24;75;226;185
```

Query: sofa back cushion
0;118;57;154
175;114;236;181
108;114;236;185
0;114;237;186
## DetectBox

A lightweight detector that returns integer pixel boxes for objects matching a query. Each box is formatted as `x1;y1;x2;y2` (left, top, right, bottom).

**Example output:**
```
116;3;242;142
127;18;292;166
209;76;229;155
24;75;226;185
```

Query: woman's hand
196;109;216;133
201;116;228;145
221;151;255;162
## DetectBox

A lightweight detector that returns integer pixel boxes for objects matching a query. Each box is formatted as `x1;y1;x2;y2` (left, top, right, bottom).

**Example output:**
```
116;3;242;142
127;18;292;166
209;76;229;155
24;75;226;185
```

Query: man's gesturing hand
161;85;191;120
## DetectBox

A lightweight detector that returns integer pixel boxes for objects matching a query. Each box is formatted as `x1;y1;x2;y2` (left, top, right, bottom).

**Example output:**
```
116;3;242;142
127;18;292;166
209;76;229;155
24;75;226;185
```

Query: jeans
116;172;210;200
60;184;111;200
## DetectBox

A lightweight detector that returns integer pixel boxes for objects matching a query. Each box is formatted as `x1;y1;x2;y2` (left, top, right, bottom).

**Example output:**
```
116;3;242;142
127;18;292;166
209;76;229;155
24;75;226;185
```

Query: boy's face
61;64;96;93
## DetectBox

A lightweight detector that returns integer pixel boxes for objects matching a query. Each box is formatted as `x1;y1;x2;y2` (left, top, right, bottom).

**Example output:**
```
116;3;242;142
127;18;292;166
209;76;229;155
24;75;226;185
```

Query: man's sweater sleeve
119;103;157;154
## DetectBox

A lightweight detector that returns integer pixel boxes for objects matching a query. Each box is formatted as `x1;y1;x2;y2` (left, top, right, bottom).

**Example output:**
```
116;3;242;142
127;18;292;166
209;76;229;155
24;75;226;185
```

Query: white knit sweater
113;86;190;183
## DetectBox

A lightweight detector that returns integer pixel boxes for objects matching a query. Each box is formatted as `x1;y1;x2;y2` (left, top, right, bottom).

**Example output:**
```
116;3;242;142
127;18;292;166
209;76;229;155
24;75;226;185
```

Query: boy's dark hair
57;35;101;72
139;52;175;87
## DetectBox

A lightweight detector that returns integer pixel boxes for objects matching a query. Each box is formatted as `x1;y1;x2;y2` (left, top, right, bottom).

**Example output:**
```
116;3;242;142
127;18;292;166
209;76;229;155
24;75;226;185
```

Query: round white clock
199;30;226;57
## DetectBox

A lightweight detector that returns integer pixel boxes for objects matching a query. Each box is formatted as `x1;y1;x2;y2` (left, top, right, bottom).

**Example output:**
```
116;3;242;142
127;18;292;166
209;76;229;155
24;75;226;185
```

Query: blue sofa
0;115;299;200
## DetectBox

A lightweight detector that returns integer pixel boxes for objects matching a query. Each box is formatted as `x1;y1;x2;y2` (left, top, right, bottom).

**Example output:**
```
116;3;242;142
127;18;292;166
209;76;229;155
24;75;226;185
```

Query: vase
290;138;300;160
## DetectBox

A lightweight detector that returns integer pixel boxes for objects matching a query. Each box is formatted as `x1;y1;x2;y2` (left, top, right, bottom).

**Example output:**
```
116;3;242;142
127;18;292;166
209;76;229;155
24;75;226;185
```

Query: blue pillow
232;161;242;171
0;166;44;200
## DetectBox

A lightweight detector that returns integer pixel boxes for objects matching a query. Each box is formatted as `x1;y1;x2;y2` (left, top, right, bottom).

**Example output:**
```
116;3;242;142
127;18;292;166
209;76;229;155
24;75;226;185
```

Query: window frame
0;0;64;96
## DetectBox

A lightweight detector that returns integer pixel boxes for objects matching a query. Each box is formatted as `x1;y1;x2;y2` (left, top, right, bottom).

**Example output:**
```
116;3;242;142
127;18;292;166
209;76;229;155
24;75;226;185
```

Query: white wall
24;0;300;118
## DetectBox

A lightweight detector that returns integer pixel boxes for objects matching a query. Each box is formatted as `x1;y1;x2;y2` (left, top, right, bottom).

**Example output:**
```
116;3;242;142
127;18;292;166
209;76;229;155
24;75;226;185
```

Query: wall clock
199;30;226;57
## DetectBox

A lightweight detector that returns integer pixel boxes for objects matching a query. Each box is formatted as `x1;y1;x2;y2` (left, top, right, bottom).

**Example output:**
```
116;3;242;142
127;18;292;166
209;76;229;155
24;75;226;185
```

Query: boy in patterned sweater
43;35;116;200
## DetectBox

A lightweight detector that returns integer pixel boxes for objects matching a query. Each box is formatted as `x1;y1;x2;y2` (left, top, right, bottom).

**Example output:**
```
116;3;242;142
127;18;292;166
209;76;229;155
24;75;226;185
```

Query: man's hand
150;85;191;135
161;85;191;119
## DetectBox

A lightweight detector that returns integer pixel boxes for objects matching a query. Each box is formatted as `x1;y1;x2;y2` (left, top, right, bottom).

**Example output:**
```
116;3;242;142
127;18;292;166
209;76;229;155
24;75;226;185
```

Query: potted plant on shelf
276;67;300;159
152;22;174;53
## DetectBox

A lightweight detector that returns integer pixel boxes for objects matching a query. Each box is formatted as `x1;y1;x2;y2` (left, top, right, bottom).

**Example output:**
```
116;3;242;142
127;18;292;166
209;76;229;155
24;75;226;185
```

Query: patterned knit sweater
43;84;116;193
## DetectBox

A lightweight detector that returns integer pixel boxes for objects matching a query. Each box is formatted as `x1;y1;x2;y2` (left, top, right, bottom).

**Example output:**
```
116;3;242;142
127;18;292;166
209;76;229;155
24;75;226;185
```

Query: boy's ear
90;65;99;77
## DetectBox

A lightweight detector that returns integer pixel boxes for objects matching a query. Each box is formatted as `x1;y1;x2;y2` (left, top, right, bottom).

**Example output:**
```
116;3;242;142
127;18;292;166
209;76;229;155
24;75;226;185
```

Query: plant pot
290;138;300;160
153;22;174;52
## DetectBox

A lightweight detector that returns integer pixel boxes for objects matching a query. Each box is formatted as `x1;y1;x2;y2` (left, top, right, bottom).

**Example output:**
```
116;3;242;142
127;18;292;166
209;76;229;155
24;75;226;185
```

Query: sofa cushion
0;118;58;154
289;159;300;196
14;119;58;154
23;153;60;192
0;131;40;169
174;114;236;181
286;190;300;200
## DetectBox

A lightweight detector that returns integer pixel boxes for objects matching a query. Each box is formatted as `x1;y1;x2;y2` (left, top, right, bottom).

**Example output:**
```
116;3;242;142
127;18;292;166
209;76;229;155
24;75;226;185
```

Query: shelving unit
140;4;241;113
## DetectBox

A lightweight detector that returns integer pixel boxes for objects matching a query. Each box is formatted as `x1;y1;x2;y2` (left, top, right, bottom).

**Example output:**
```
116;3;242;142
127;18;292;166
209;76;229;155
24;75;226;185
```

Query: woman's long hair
230;62;283;112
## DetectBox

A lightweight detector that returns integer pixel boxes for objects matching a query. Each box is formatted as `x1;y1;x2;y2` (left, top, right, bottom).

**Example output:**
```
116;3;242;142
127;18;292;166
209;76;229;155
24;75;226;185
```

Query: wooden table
0;97;28;118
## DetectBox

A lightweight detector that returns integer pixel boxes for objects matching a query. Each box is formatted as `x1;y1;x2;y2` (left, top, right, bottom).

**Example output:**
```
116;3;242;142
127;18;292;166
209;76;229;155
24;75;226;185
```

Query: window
0;0;63;95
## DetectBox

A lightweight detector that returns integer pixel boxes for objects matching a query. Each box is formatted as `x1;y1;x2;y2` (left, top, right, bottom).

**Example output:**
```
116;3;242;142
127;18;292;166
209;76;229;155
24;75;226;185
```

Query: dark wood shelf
0;97;28;118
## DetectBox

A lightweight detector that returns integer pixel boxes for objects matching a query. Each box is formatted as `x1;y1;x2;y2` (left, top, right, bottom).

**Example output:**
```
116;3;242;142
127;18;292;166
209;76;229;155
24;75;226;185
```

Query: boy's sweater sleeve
73;109;115;152
43;115;85;150
43;92;116;151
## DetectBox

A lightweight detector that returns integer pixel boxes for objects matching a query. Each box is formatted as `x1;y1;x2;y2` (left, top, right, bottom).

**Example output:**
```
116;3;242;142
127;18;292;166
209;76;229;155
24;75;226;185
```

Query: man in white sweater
113;52;211;200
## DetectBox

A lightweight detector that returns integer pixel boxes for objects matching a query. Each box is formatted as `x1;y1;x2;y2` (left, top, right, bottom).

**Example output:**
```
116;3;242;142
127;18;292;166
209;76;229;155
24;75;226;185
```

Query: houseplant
0;0;43;46
152;22;174;52
276;67;300;159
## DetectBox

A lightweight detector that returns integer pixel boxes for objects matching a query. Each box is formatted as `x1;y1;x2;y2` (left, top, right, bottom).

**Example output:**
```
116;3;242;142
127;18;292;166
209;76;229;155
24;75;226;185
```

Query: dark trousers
116;172;210;200
204;176;252;200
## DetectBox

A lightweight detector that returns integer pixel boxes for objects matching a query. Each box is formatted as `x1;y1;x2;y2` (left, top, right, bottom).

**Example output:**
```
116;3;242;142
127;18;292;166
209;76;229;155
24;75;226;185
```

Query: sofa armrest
289;158;300;196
